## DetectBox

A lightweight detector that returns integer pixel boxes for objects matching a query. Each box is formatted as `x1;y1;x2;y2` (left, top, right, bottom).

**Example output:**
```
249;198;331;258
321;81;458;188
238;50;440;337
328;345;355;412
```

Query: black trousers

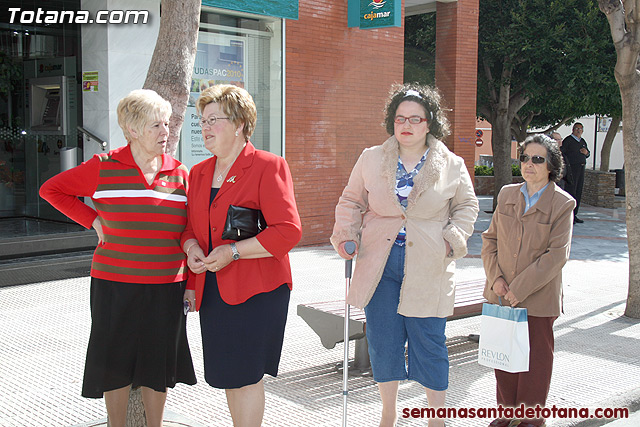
565;163;585;215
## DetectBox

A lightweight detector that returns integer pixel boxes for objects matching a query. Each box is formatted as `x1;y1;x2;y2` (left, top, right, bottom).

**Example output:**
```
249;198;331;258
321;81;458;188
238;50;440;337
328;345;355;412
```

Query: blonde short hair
117;89;172;141
196;84;257;141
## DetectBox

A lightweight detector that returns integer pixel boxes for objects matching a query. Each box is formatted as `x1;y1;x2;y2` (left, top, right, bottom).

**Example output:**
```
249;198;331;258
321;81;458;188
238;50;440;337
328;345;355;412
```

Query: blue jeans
364;244;449;390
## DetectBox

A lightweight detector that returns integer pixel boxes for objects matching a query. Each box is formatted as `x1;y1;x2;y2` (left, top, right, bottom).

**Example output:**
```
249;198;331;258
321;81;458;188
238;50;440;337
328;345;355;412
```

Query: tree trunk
598;0;640;318
619;77;640;318
599;116;621;172
126;388;146;427
105;387;146;427
143;0;201;157
113;2;201;426
491;114;513;211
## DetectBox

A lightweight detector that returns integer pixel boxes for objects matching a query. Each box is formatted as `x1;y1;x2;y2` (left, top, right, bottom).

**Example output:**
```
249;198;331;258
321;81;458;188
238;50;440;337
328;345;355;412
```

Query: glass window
180;8;283;169
0;0;81;221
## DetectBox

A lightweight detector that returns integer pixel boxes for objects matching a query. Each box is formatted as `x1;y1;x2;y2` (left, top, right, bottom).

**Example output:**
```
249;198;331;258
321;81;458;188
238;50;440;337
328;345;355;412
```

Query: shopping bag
477;301;530;373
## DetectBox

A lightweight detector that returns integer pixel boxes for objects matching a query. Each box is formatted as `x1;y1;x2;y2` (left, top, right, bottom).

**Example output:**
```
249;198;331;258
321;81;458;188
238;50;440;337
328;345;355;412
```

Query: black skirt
199;271;290;389
82;278;197;398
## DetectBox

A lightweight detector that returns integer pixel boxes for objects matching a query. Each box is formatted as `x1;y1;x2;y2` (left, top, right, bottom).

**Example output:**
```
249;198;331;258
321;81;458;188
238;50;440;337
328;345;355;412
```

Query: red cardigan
181;142;302;309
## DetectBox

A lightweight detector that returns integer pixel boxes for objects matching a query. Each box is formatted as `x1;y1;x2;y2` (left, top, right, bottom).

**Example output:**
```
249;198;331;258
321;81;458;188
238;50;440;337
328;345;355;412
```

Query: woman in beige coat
331;83;478;427
482;134;575;427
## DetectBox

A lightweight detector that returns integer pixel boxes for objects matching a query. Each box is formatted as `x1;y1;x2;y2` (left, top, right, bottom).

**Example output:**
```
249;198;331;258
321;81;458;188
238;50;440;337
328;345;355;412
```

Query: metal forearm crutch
342;241;356;427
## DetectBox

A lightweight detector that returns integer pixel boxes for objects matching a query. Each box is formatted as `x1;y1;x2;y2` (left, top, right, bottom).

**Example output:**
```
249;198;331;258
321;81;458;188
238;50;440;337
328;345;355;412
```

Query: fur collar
380;134;448;212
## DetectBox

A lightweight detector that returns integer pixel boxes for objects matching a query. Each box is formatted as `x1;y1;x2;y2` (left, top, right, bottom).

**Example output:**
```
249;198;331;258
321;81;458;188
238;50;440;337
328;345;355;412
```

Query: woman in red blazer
181;84;301;426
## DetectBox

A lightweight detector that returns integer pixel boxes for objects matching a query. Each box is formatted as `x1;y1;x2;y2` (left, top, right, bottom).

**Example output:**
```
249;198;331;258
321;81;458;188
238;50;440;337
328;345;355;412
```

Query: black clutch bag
221;205;267;241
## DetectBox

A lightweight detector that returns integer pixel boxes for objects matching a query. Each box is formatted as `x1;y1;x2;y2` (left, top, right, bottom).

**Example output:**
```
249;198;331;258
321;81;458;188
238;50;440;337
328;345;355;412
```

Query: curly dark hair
383;83;450;141
519;134;564;183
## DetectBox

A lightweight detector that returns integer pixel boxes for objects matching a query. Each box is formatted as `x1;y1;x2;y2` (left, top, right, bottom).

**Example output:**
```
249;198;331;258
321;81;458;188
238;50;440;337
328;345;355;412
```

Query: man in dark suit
561;123;590;223
552;132;573;192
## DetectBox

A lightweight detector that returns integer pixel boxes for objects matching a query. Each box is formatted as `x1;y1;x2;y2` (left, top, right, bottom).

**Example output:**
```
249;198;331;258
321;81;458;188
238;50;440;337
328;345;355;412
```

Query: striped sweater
39;145;189;284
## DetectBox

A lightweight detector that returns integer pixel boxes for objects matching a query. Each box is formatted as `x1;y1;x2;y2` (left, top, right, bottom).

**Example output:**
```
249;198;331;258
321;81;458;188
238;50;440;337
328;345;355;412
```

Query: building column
81;0;160;160
435;0;479;177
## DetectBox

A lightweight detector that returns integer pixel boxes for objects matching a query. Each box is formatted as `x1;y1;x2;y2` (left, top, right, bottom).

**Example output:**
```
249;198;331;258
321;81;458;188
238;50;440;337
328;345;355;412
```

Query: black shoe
488;419;512;427
574;216;584;223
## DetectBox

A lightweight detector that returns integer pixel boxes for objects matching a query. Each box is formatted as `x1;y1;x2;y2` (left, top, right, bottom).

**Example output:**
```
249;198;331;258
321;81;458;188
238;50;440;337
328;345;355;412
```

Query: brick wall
474;176;525;196
286;1;404;246
435;0;479;179
583;170;615;209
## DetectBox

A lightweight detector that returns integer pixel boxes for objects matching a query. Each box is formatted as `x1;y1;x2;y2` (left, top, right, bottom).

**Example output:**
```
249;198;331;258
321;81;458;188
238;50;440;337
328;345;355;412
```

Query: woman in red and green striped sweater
40;89;196;427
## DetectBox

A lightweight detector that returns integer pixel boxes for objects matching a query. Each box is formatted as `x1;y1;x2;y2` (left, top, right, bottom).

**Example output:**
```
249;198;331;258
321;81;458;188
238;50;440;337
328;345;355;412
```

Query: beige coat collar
380;134;448;213
505;181;556;217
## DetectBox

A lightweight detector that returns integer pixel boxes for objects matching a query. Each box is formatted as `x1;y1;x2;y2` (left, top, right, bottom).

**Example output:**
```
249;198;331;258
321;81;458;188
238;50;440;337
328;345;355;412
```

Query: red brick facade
435;0;479;178
286;0;479;247
286;1;405;246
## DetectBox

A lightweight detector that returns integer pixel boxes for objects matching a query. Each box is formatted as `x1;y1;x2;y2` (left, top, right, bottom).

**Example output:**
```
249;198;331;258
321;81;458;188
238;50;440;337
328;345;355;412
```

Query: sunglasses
519;154;547;164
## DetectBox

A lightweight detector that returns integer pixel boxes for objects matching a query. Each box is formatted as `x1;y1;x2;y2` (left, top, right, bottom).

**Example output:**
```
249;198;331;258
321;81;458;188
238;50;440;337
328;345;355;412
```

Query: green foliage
478;0;620;128
475;165;494;176
519;1;620;128
404;46;435;85
404;13;436;85
474;165;522;176
405;1;620;129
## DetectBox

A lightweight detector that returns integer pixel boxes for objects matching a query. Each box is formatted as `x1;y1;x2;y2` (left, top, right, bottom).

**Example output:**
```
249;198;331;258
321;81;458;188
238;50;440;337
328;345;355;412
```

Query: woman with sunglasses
481;134;576;427
331;83;479;427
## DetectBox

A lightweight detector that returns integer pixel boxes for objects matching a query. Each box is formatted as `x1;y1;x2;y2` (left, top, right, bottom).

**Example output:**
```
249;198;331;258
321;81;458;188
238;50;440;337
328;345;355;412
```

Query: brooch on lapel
227;176;236;183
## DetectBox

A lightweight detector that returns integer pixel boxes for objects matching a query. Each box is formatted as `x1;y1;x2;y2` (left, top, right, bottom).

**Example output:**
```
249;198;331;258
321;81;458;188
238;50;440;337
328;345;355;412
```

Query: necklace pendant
216;175;223;182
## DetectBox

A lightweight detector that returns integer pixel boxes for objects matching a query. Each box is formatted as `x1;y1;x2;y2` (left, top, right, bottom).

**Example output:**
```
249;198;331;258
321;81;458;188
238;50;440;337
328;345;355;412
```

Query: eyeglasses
519;154;547;164
394;115;428;125
199;116;230;127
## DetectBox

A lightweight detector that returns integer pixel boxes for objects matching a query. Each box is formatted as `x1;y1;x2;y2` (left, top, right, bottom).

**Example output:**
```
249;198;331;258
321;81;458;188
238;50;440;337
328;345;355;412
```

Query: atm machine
30;76;68;134
23;59;78;220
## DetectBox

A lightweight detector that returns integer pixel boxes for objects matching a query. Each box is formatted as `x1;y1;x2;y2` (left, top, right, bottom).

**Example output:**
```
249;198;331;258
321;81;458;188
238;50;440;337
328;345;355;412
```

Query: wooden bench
297;278;487;372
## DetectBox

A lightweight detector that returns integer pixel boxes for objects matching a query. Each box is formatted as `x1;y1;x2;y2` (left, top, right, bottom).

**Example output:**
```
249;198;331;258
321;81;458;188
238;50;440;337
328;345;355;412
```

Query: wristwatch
230;242;241;261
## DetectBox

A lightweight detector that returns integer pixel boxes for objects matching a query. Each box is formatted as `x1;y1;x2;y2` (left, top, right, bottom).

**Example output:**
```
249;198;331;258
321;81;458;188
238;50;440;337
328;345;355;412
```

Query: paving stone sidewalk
0;197;637;427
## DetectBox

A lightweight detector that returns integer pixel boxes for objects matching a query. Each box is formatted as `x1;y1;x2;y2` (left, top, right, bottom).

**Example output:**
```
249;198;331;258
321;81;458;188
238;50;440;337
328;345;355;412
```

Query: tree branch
599;0;626;43
539;117;572;134
498;62;513;113
482;57;498;106
478;105;495;123
630;0;640;45
624;0;638;23
599;0;640;79
510;119;524;141
522;110;538;131
507;91;529;120
510;110;538;141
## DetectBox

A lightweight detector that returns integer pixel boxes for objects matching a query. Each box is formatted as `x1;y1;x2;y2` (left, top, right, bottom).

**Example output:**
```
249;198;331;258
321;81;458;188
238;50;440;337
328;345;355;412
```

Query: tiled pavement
0;196;638;426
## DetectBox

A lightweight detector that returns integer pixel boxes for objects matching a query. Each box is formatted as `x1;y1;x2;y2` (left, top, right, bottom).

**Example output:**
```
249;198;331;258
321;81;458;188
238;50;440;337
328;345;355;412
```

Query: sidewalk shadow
266;334;482;406
264;361;379;407
554;300;640;364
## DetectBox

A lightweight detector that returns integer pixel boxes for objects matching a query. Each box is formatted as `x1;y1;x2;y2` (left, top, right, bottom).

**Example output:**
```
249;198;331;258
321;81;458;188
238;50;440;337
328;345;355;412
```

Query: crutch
342;240;357;427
